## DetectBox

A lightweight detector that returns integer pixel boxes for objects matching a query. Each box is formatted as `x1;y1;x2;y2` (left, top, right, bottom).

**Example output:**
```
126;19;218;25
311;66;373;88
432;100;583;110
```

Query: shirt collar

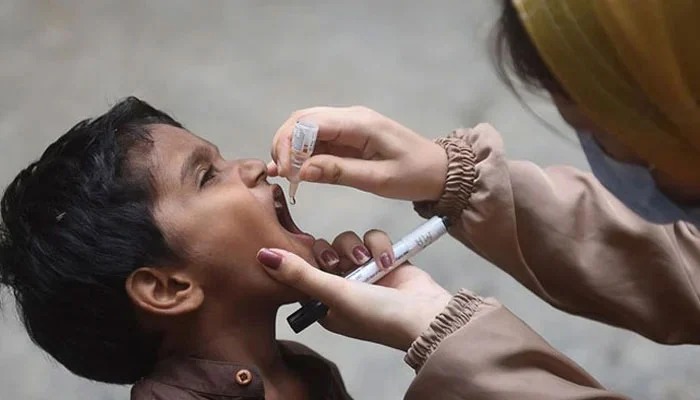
148;355;264;397
141;341;352;399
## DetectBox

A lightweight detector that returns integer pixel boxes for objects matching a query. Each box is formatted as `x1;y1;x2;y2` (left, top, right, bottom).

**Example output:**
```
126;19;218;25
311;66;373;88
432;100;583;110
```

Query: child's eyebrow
180;145;213;185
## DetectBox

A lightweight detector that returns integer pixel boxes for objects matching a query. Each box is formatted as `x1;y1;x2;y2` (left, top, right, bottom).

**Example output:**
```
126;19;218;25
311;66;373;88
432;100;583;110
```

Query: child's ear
126;267;203;316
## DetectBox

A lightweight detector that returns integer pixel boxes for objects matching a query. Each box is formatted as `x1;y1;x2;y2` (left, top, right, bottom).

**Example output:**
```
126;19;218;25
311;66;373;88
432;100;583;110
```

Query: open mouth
272;185;310;239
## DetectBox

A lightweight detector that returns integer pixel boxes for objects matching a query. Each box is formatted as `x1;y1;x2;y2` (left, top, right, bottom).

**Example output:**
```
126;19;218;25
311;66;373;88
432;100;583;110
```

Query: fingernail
257;249;283;269
352;245;371;264
379;252;393;269
321;250;340;268
302;165;322;182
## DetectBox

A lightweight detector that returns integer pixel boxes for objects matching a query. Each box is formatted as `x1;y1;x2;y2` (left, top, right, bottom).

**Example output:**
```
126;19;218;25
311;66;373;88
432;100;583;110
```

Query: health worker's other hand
268;106;448;202
256;233;451;351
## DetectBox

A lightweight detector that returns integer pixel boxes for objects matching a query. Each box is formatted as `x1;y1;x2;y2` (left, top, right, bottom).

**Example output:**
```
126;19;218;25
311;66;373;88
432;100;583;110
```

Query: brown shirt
131;341;352;400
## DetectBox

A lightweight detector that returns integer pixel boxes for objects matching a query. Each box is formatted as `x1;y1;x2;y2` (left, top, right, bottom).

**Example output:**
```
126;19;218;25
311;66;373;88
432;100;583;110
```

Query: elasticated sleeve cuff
404;290;484;371
413;132;476;221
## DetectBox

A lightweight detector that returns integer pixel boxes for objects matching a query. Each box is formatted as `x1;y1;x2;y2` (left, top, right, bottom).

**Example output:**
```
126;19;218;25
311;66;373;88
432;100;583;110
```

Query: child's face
146;124;316;304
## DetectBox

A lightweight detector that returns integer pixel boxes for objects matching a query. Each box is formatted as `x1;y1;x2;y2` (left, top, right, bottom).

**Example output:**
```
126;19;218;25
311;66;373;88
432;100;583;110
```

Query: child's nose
238;159;267;187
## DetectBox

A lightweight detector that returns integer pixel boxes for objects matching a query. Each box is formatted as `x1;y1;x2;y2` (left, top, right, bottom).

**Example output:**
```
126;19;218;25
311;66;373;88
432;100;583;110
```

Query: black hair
0;97;183;384
493;0;568;98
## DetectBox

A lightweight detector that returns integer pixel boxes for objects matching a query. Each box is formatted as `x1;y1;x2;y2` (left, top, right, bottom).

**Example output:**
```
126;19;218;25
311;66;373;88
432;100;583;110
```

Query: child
0;97;355;399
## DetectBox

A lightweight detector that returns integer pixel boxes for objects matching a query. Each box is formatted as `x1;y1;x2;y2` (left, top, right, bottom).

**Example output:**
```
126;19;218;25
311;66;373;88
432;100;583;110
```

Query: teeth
274;200;283;209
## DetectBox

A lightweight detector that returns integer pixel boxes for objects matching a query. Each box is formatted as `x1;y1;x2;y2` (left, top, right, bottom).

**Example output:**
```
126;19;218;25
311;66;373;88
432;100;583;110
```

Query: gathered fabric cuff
404;289;484;371
413;132;476;221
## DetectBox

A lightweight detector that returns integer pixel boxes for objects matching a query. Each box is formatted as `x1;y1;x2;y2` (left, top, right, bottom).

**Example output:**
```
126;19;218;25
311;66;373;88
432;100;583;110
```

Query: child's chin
288;243;318;268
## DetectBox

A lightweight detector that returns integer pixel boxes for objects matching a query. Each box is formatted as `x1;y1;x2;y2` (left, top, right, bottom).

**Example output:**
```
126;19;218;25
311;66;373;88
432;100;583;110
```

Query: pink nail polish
352;246;371;264
380;252;393;269
257;249;283;269
321;250;339;267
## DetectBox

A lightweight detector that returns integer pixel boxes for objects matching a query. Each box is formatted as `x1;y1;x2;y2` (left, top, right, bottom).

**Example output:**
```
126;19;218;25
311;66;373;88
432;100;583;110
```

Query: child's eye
199;166;216;188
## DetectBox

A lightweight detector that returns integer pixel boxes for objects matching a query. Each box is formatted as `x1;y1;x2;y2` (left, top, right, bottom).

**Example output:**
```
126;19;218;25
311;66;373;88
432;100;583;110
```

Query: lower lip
291;231;315;247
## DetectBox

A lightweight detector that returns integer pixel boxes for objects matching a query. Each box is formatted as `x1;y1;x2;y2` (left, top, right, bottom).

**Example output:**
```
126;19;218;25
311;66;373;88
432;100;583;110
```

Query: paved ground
1;1;698;399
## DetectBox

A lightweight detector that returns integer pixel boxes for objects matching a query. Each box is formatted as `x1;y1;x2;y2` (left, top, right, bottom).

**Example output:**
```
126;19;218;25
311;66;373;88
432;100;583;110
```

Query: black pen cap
287;301;329;333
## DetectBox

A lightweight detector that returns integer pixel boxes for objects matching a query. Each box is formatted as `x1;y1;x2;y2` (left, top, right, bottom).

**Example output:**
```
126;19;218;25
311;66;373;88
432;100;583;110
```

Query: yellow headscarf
514;0;700;183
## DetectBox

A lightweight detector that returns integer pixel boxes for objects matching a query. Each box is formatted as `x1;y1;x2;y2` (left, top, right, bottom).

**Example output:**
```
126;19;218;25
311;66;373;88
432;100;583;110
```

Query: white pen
287;216;450;333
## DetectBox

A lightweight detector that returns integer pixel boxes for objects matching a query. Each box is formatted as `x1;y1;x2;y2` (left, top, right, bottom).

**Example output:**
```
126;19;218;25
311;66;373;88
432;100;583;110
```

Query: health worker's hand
268;106;448;202
257;229;451;351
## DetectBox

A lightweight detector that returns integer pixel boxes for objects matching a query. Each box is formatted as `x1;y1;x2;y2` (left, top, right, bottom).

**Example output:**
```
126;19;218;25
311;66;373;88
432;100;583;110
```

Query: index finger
271;106;391;176
259;248;351;308
271;107;334;177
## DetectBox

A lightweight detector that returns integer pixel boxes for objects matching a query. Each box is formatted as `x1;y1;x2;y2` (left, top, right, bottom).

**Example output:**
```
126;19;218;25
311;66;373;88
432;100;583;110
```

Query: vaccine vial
288;121;318;204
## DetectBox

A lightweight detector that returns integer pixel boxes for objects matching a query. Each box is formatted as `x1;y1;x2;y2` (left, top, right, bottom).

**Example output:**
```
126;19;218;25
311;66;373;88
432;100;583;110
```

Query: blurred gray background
1;1;698;399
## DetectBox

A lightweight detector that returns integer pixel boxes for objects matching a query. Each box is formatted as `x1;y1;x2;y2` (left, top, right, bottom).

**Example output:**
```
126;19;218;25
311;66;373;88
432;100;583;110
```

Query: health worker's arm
415;124;700;345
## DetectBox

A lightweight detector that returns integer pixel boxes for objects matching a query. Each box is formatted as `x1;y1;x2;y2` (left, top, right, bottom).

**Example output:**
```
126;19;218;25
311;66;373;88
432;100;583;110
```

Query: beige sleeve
414;124;700;344
404;291;628;400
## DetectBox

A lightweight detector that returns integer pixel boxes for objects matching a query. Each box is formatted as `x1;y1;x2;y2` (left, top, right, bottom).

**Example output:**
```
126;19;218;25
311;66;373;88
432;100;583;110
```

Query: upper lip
271;184;303;234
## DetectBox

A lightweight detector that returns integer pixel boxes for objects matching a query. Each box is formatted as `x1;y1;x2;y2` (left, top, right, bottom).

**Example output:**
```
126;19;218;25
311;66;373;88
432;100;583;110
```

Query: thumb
266;161;279;177
300;155;390;194
256;248;349;306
